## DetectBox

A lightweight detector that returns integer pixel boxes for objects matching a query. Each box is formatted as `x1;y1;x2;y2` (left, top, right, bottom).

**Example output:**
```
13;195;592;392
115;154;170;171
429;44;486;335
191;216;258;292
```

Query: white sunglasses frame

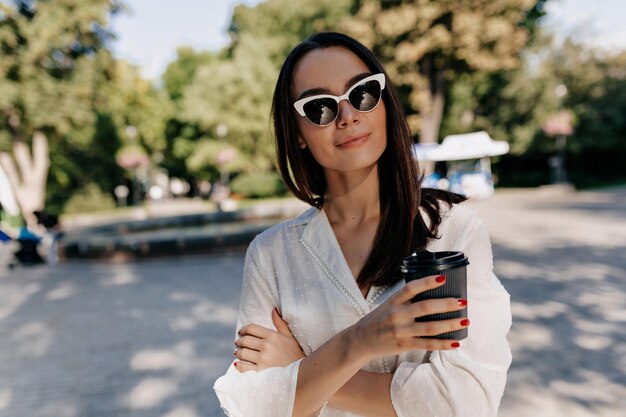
293;73;386;126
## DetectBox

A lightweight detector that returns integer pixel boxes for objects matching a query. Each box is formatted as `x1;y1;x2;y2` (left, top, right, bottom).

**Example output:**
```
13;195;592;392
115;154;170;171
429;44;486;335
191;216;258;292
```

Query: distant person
0;229;11;243
34;210;62;265
11;226;45;267
214;32;512;417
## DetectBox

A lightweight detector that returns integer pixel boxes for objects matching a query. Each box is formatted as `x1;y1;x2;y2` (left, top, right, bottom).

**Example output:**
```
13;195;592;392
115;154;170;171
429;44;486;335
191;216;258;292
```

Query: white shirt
214;202;512;417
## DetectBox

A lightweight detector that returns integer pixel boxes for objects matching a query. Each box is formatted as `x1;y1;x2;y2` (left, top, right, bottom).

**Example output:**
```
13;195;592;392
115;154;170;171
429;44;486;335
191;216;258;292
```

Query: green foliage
550;42;626;154
162;47;215;102
100;60;173;156
341;0;548;142
0;0;122;140
46;112;126;214
231;172;287;199
63;182;116;214
186;139;247;181
1;212;24;229
3;0;624;201
180;34;277;172
40;55;172;212
441;33;626;186
172;0;355;177
161;48;217;180
548;42;626;184
230;0;353;66
441;55;560;155
0;1;158;211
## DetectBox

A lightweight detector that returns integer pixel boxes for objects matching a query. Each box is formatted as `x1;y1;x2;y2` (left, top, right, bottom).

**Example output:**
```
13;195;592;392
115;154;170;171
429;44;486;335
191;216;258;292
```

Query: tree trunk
419;61;446;175
0;132;50;230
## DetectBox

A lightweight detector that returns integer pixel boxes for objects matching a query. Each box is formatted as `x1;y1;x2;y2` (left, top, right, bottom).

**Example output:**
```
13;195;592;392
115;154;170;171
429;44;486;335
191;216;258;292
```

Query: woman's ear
297;137;307;149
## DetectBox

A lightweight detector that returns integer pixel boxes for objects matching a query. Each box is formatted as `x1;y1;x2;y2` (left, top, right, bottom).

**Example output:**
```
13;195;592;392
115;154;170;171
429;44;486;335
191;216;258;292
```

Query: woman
214;32;512;417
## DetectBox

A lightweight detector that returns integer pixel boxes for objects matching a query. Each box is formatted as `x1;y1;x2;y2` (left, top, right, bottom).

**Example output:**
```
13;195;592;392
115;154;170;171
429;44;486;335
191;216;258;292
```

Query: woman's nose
336;99;360;127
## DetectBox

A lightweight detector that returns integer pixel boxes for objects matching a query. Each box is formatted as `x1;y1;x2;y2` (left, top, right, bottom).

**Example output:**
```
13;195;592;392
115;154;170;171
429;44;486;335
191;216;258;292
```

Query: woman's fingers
394;317;470;339
272;307;292;336
235;335;263;351
406;338;462;351
233;360;255;373
235;347;261;364
238;323;271;339
405;297;467;320
393;275;446;305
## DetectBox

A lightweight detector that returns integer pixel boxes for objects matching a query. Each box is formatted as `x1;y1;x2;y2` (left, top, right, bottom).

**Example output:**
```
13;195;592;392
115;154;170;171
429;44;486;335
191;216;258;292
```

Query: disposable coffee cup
401;249;469;340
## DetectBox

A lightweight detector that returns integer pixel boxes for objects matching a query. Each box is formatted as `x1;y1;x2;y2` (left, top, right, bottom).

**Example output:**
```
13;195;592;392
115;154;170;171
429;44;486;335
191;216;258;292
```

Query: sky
542;0;626;50
110;0;626;80
110;0;261;80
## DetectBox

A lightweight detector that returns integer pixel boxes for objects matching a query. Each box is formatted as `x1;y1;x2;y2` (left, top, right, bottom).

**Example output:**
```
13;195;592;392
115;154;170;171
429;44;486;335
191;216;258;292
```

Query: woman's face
291;47;387;174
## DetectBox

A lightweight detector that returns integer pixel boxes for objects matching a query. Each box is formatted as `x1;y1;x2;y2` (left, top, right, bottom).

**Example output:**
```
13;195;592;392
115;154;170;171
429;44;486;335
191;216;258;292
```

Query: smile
337;133;370;148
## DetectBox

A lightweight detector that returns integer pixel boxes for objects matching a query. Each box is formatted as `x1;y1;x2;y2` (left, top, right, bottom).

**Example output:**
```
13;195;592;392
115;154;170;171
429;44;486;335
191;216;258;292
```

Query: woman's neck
322;164;380;225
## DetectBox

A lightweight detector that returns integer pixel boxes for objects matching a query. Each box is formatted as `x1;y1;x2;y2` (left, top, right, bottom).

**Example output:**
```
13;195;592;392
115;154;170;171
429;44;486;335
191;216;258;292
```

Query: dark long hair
272;32;466;288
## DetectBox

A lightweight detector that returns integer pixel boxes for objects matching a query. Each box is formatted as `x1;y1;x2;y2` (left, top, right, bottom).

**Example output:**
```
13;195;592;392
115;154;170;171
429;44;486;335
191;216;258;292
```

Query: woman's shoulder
437;201;485;238
248;206;318;253
441;201;483;223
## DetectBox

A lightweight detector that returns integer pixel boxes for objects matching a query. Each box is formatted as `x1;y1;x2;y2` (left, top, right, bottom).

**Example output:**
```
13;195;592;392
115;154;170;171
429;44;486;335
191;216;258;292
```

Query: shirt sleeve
213;238;303;417
390;215;513;417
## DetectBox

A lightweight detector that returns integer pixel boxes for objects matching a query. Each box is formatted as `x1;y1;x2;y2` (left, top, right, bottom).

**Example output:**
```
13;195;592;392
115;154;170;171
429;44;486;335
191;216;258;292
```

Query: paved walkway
468;186;626;417
0;187;624;417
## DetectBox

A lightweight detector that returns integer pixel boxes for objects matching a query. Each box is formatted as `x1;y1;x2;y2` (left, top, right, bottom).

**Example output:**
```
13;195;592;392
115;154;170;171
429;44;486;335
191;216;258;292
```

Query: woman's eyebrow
296;72;373;100
296;87;327;100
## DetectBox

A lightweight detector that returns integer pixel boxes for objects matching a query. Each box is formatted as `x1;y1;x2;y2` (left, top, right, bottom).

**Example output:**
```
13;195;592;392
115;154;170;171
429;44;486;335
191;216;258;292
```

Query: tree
543;41;626;185
37;53;173;213
0;0;123;227
103;59;172;164
173;0;354;180
440;30;561;155
161;47;218;182
162;46;215;102
439;32;626;187
180;33;277;175
340;0;548;150
229;0;353;67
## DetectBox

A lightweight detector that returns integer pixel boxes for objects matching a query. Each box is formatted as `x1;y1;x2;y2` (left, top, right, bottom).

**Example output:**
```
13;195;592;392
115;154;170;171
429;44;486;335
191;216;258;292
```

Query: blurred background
0;1;624;416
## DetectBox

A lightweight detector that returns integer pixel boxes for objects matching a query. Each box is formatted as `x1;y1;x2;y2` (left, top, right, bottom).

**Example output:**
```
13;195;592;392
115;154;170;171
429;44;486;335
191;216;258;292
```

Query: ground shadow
493;241;626;414
0;251;245;417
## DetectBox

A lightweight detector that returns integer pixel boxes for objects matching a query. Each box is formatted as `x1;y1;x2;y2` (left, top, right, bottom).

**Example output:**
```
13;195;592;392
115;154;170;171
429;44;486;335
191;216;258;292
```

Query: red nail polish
451;342;460;348
234;362;237;367
460;319;470;326
435;275;446;283
234;350;237;356
458;299;467;307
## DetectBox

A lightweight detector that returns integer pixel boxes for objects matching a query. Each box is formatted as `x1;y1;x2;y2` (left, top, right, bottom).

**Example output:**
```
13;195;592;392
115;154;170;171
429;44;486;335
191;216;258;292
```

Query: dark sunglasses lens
303;98;338;125
349;80;382;111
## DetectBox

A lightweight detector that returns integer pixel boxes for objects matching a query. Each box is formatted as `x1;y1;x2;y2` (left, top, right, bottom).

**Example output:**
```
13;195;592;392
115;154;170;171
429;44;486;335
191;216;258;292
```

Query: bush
230;172;287;199
63;183;116;214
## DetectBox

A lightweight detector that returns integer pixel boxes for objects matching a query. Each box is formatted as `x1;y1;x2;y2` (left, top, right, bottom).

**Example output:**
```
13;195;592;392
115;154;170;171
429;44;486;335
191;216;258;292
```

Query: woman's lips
337;133;370;148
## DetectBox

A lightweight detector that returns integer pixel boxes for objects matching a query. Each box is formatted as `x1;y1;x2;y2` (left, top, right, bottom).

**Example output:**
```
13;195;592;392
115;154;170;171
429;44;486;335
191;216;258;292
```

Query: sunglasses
293;73;386;126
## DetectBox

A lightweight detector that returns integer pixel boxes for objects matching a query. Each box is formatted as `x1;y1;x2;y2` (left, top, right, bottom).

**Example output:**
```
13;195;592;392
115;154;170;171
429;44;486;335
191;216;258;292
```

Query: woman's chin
326;157;381;174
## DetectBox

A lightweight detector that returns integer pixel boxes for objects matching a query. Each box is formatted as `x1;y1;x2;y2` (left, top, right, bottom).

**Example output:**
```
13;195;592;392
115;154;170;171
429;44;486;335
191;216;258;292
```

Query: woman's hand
348;274;469;362
234;308;305;372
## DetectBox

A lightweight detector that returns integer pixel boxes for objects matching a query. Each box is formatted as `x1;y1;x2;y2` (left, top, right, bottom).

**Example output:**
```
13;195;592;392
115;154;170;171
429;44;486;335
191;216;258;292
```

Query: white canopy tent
412;131;510;199
412;131;509;162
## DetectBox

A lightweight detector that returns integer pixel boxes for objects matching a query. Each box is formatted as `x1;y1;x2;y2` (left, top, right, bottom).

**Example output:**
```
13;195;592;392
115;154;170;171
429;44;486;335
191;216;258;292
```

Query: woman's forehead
291;47;370;97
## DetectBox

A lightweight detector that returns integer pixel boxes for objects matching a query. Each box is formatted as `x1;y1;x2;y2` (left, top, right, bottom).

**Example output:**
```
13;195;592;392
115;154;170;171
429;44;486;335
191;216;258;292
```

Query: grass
59;195;298;221
60;205;139;220
233;195;296;209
